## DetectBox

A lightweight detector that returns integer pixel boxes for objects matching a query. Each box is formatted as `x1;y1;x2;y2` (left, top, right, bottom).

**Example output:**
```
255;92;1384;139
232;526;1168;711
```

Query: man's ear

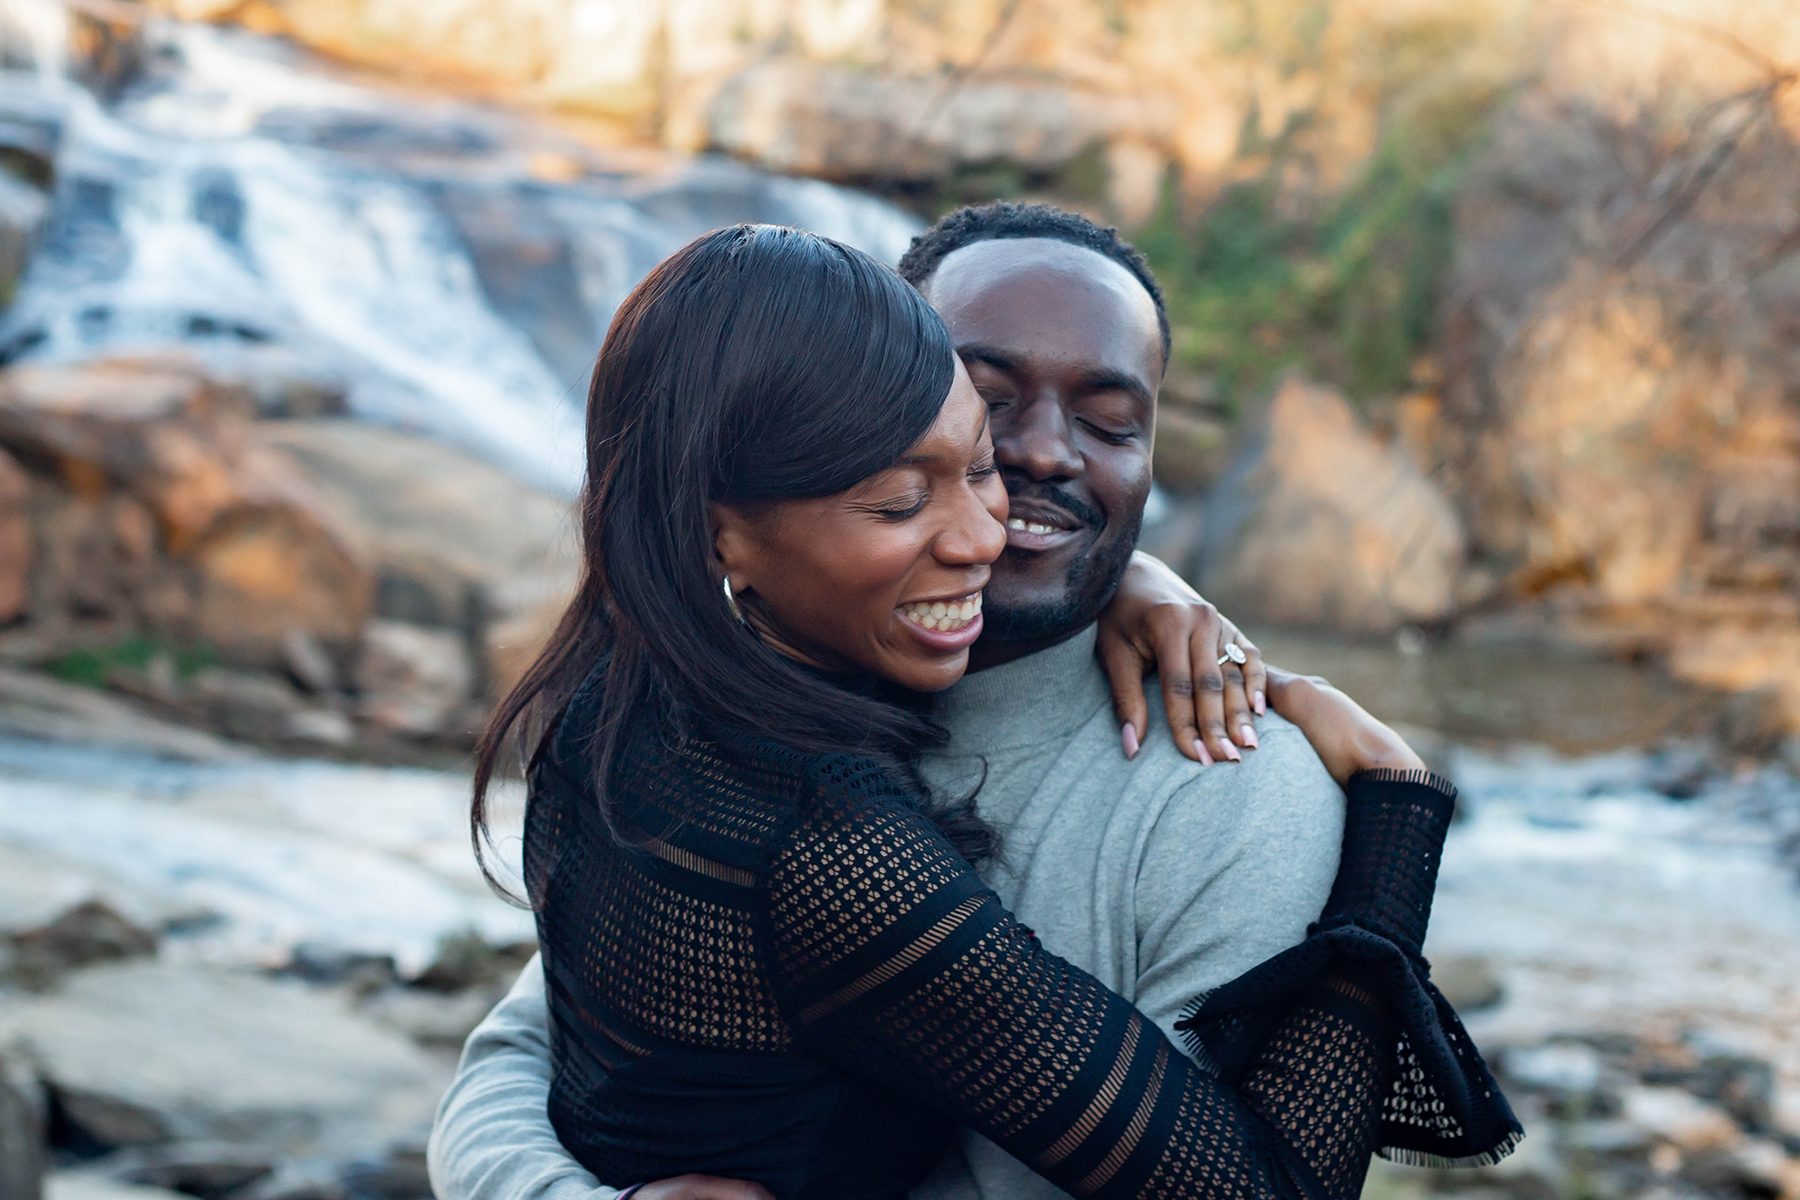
710;502;758;595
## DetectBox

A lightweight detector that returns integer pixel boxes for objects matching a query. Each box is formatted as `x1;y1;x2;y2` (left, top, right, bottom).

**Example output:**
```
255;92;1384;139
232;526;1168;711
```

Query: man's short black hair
896;201;1171;365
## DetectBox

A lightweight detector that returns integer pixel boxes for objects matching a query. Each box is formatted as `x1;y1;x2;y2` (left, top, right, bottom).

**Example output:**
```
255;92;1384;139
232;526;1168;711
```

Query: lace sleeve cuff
1176;771;1523;1170
1318;770;1457;959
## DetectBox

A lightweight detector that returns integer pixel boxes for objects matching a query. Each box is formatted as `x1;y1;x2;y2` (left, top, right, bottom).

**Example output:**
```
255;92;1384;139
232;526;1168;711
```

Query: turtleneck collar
932;624;1109;753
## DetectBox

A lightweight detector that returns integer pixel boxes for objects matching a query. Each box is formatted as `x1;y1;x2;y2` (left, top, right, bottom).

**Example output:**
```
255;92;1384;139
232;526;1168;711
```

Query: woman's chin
880;647;972;693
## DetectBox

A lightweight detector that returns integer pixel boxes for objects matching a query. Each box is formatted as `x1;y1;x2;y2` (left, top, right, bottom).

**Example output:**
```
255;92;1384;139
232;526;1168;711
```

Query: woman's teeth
1007;518;1060;536
900;594;982;633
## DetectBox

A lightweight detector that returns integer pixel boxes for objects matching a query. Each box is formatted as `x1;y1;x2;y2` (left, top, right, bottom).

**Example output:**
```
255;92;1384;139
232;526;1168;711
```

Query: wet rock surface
0;961;446;1154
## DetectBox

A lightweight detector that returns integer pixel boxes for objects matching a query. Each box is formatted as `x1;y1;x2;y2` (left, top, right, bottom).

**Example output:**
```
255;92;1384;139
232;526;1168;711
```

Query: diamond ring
1217;642;1247;667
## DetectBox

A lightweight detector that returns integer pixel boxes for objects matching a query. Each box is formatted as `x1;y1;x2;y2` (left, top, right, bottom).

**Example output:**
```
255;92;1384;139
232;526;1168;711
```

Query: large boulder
0;359;372;664
1199;378;1467;634
258;419;578;697
0;448;27;625
1430;10;1800;724
0;960;446;1160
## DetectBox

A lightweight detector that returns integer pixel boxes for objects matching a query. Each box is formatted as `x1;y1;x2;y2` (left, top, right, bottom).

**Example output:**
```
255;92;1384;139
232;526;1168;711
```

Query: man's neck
966;623;1090;673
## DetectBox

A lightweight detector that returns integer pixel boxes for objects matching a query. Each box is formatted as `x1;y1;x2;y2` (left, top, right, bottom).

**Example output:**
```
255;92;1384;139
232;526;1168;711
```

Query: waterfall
0;0;923;495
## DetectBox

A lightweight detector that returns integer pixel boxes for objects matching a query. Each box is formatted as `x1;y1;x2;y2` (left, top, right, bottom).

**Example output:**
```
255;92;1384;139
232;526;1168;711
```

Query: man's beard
981;484;1142;645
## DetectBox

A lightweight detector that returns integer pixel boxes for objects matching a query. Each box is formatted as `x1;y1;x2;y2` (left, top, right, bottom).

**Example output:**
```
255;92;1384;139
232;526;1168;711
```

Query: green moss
49;636;215;689
1140;116;1485;414
1137;10;1508;415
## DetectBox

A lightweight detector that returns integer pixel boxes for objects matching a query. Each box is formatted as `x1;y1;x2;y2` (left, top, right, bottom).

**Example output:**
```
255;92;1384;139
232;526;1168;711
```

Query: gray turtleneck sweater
428;627;1344;1200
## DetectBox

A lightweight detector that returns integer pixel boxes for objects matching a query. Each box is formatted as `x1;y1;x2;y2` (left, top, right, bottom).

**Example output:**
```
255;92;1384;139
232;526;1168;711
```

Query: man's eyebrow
1080;369;1154;406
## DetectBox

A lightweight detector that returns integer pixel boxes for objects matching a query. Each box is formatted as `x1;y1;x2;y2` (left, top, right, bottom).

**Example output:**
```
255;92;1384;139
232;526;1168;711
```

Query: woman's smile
897;589;984;650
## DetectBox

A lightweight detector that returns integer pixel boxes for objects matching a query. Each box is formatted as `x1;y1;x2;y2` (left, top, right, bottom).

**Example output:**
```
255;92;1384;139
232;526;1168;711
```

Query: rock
1150;406;1228;494
1638;743;1717;800
1433;33;1800;730
178;668;354;747
0;448;28;625
704;60;1137;182
0;358;373;664
0;1045;45;1200
0;961;446;1158
1199;378;1468;634
353;621;473;737
409;929;534;992
1688;1054;1777;1133
258;420;576;643
280;630;338;695
1432;954;1503;1012
1621;1086;1742;1152
1505;1042;1604;1095
358;987;501;1049
6;901;156;989
1678;1139;1800;1198
0;667;248;762
102;1144;283;1200
283;944;398;994
338;1143;429;1200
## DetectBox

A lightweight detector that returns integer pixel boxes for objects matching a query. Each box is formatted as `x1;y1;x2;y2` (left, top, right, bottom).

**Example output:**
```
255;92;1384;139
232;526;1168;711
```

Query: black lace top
526;672;1520;1200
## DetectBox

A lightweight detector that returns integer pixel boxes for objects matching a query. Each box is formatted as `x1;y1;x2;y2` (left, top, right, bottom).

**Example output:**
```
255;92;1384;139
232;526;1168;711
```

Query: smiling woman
470;223;996;868
711;358;1006;693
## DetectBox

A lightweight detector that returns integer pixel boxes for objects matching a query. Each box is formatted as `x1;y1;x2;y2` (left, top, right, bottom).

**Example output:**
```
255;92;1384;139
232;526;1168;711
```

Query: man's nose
994;395;1081;481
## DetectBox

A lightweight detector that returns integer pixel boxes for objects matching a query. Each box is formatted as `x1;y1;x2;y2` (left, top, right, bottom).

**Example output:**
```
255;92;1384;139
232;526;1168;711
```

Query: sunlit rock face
1200;377;1467;635
1425;6;1800;727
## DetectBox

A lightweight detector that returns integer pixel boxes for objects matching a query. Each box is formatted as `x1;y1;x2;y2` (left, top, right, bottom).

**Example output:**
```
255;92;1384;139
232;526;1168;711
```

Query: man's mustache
1002;475;1105;531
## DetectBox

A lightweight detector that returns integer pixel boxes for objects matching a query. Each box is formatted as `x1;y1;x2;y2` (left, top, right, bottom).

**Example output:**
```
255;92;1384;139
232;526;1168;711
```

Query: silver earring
722;576;746;625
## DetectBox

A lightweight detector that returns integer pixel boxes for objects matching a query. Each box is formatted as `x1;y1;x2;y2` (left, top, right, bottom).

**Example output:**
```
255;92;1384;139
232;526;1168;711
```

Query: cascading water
0;0;923;495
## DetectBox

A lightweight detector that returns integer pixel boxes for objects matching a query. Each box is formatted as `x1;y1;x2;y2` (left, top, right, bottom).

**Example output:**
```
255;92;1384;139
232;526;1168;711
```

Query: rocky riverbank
2;722;1798;1200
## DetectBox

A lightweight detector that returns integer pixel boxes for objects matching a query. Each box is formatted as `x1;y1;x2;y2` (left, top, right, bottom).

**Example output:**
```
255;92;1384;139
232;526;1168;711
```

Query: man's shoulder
1121;703;1343;837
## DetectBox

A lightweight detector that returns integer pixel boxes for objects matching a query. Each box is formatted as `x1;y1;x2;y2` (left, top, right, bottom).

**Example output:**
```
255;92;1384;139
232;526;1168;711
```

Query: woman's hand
1096;551;1267;765
629;1177;775;1200
1263;666;1425;787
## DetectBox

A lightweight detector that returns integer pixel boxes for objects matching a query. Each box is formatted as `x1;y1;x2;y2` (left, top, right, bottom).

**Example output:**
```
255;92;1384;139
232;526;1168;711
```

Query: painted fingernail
1253;690;1266;716
1192;738;1213;766
1222;740;1242;763
1121;723;1140;760
1240;724;1259;750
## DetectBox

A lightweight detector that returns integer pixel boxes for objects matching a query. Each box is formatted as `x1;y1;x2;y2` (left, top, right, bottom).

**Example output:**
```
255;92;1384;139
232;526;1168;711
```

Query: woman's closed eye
862;490;930;521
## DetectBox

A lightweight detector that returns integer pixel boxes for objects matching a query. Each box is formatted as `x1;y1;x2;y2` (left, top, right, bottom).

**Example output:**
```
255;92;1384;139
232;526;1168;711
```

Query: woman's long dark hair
472;224;993;895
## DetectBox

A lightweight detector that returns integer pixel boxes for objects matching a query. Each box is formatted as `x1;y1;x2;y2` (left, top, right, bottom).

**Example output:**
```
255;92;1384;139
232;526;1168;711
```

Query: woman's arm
1096;552;1267;765
764;767;1512;1200
1261;667;1425;785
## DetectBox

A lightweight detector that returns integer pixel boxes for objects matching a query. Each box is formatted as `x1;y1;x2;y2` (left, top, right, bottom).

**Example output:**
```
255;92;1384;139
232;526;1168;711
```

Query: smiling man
427;204;1349;1200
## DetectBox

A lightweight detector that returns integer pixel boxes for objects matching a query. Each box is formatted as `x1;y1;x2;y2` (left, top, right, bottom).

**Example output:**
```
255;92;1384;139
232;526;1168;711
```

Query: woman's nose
936;486;1007;567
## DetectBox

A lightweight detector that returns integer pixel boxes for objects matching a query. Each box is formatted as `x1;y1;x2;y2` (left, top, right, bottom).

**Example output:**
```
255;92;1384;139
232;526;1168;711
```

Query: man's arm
427;953;617;1200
